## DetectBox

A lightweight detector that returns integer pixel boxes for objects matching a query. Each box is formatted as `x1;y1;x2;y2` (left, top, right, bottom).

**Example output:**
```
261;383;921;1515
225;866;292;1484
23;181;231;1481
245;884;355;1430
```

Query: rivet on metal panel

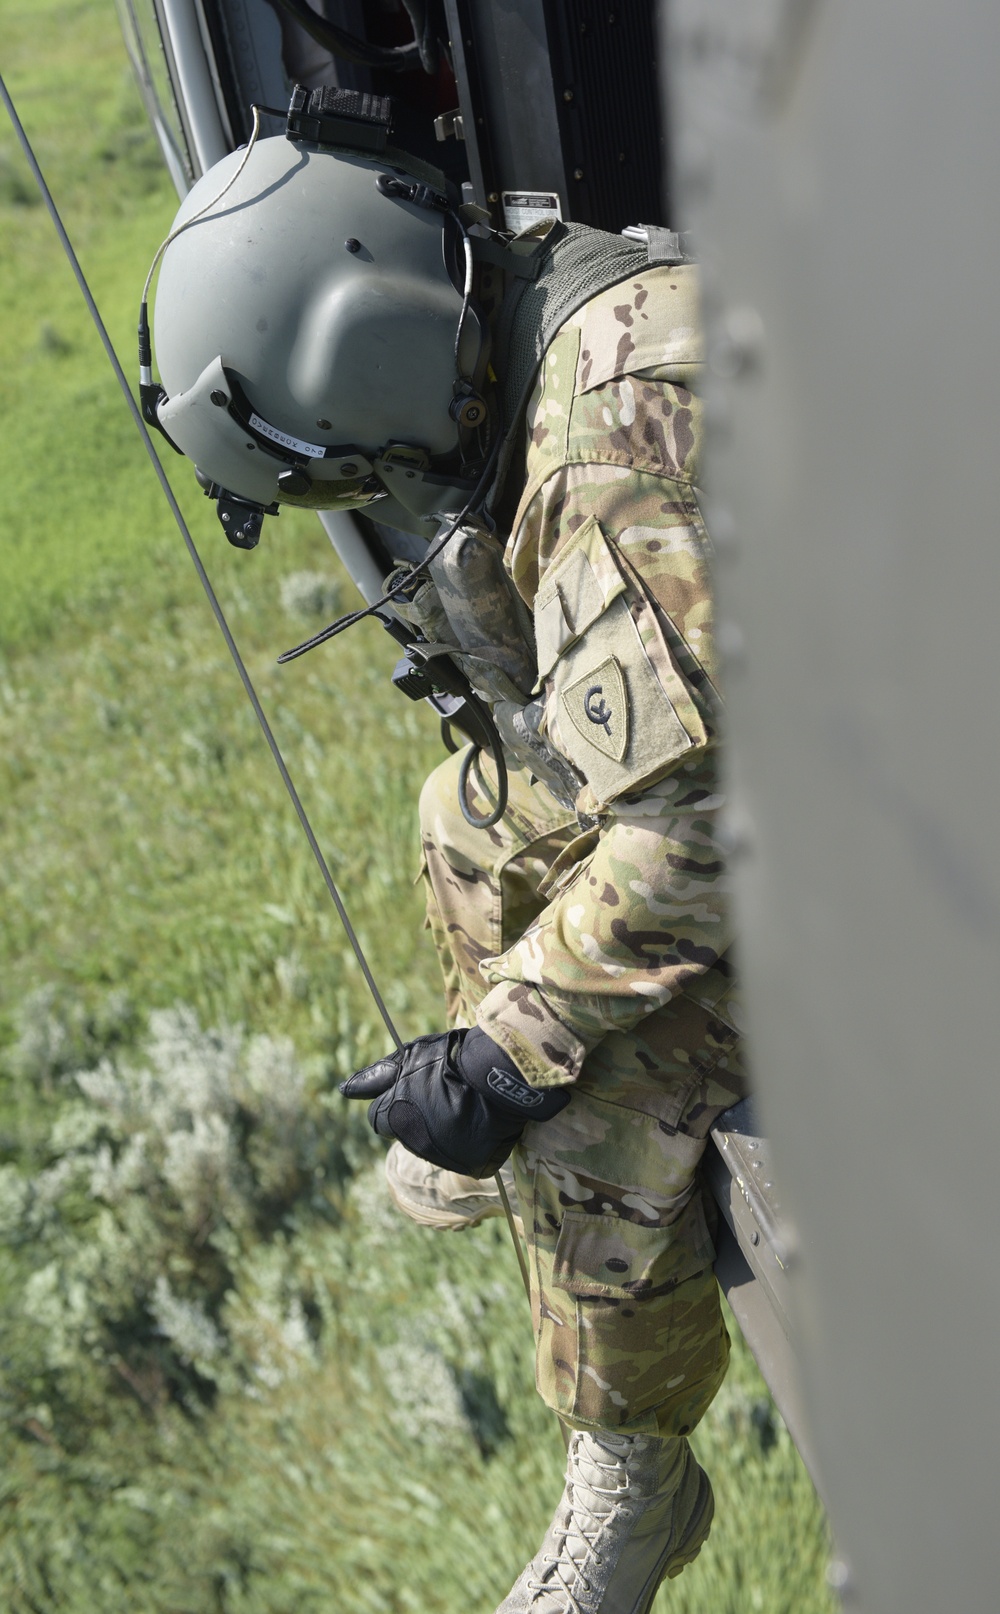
716;619;746;666
826;1557;858;1605
710;305;765;379
703;502;738;558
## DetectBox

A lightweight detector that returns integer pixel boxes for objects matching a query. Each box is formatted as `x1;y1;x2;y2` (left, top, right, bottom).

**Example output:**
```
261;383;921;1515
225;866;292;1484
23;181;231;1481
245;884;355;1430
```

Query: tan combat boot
496;1429;713;1614
384;1141;523;1234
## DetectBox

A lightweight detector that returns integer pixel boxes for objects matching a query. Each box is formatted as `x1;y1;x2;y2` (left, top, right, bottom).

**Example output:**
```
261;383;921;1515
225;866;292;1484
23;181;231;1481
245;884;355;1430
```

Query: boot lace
526;1444;633;1612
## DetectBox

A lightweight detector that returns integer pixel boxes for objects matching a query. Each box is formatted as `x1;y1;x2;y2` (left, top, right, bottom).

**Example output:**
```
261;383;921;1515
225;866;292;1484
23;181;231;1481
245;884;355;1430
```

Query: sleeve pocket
552;1198;715;1301
533;515;710;805
534;524;628;679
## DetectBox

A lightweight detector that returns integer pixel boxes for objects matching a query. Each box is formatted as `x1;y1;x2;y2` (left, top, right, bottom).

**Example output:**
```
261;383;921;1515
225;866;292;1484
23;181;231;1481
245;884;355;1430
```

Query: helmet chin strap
275;433;503;665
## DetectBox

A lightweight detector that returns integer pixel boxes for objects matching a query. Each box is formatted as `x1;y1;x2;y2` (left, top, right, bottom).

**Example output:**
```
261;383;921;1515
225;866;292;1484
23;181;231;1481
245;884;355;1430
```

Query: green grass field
0;5;837;1609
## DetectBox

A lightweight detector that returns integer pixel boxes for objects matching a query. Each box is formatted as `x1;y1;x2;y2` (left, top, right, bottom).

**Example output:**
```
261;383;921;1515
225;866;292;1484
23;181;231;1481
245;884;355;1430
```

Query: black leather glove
339;1026;571;1178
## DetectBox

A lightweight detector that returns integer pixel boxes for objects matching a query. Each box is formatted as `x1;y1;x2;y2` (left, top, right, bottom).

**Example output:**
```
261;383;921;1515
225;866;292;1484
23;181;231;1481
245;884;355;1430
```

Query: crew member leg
415;750;750;1609
419;748;579;1027
499;1013;746;1612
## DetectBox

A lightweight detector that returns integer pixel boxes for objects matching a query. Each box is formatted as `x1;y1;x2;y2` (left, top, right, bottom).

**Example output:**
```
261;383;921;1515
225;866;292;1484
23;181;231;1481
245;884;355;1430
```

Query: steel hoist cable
0;69;398;1047
0;70;531;1301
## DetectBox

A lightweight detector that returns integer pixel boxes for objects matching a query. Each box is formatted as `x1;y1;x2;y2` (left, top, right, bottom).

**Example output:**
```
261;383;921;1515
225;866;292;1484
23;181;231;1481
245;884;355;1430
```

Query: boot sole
635;1466;715;1614
665;1467;715;1579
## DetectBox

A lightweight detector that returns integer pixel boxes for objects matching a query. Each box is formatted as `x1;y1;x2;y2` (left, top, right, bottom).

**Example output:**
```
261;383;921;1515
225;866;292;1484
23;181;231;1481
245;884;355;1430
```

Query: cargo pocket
554;1199;715;1301
536;1197;723;1433
533;516;710;806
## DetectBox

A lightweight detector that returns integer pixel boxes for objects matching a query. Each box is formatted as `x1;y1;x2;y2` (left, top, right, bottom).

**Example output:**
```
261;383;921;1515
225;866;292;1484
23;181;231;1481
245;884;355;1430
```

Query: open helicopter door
118;0;807;1487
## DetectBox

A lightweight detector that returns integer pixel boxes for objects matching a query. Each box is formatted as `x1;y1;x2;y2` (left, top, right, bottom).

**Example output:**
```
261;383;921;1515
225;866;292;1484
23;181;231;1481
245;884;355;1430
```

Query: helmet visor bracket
219;368;386;509
157;355;387;515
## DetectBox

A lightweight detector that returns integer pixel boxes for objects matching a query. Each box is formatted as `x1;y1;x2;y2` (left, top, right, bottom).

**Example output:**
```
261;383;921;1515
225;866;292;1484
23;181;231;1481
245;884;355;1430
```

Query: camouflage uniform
419;261;747;1441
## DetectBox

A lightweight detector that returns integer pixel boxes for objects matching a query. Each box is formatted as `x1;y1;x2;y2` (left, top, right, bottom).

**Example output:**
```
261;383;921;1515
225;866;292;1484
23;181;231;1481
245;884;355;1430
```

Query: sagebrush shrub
1;1000;375;1418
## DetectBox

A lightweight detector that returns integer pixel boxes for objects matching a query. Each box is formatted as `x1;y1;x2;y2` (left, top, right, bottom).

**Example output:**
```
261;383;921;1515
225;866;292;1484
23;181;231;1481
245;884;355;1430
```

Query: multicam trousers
419;749;747;1440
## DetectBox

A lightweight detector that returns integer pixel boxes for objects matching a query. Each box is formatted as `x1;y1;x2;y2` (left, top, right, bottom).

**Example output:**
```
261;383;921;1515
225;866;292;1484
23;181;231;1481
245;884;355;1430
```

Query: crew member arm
476;759;732;1087
476;289;728;1088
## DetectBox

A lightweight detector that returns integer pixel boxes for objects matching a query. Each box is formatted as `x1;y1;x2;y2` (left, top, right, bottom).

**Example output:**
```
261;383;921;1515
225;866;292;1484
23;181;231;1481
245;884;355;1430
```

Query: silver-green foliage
1;993;376;1418
0;988;834;1614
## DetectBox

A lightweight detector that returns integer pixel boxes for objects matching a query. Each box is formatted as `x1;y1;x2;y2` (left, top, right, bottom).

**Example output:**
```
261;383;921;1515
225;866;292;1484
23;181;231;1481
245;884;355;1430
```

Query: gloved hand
339;1026;571;1178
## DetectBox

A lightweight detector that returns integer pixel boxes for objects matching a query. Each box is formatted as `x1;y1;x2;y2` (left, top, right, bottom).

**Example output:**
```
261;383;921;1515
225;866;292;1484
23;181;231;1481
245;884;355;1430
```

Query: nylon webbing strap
470;234;543;279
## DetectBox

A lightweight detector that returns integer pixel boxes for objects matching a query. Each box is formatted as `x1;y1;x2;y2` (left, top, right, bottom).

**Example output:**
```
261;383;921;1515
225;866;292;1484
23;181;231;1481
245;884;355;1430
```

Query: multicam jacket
473;264;739;1088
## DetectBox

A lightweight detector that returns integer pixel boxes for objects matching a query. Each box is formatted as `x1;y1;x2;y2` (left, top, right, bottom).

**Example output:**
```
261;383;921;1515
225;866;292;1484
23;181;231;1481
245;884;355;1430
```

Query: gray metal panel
442;0;567;210
665;1;1000;1609
713;1219;819;1490
443;0;666;230
318;511;393;607
708;1101;796;1341
158;0;230;175
708;1100;819;1487
194;0;304;146
155;0;292;181
117;0;194;194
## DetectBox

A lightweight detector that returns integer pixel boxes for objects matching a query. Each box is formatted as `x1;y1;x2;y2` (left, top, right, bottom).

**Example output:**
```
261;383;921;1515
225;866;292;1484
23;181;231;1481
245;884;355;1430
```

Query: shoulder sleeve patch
534;515;628;680
534;516;706;804
562;655;630;763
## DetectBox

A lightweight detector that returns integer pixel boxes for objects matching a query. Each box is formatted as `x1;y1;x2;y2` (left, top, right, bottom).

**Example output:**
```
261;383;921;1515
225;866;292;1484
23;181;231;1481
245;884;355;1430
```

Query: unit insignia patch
562;655;629;762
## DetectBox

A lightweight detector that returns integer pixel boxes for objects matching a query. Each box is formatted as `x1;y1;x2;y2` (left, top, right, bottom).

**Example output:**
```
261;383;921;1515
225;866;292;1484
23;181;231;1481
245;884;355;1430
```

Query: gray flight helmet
152;134;472;524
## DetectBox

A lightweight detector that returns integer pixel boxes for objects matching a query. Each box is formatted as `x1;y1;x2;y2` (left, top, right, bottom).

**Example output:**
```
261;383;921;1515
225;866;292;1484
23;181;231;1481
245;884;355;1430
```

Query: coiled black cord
458;734;509;830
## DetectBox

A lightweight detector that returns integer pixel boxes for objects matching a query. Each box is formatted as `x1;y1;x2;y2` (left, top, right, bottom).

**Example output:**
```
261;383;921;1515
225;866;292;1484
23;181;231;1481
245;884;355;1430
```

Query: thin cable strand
0;70;401;1053
141;104;263;306
453;207;475;372
1;72;530;1291
276;435;501;663
496;1174;531;1300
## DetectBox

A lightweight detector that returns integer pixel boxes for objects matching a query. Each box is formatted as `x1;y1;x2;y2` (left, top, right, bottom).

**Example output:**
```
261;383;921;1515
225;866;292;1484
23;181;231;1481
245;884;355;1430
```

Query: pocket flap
552;1200;715;1301
534;517;628;680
